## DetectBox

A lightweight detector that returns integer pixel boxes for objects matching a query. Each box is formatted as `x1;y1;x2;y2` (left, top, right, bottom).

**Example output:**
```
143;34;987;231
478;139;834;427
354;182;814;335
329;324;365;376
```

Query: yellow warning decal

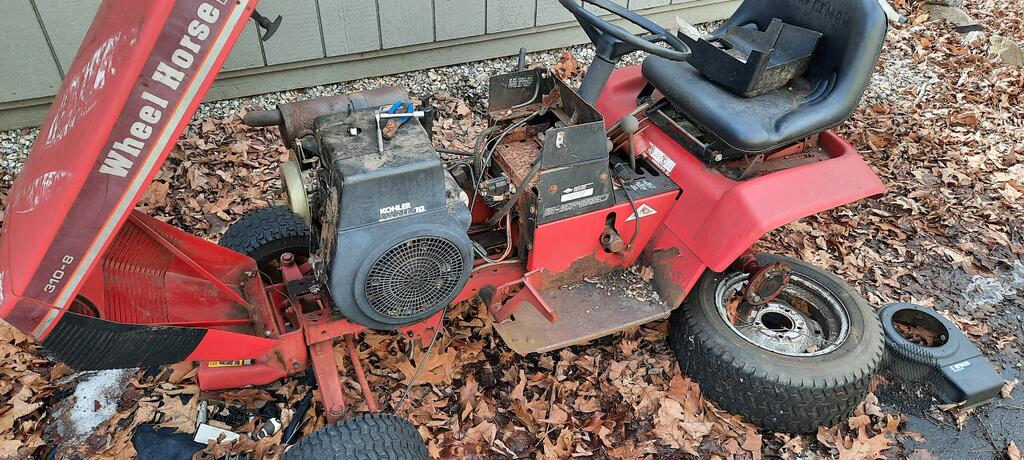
207;359;253;368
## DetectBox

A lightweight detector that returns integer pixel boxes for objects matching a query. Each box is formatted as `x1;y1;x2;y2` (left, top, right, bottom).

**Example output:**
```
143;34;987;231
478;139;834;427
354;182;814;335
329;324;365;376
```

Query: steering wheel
558;0;691;62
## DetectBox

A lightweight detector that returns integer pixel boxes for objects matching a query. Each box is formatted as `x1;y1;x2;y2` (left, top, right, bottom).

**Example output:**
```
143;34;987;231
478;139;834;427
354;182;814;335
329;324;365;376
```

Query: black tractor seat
642;0;888;154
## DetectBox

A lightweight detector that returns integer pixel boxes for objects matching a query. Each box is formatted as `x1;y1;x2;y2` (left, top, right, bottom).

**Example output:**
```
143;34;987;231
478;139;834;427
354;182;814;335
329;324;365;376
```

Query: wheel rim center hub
755;307;805;340
715;271;851;357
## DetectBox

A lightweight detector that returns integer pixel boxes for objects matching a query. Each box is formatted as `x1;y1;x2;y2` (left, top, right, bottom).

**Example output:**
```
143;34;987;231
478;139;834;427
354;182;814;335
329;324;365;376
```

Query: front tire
220;206;310;282
284;414;429;460
668;254;884;433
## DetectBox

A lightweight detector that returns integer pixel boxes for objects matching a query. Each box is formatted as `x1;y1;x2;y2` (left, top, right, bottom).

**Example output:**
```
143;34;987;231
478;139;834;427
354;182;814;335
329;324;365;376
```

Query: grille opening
364;236;465;319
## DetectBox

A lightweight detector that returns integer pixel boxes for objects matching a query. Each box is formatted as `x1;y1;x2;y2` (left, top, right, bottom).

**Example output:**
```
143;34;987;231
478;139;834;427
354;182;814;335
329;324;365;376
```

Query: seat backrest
722;0;887;96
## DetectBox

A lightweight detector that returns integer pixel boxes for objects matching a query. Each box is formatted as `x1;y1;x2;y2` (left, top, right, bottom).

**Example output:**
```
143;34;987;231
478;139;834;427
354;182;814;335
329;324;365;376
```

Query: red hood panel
0;0;255;337
3;1;168;303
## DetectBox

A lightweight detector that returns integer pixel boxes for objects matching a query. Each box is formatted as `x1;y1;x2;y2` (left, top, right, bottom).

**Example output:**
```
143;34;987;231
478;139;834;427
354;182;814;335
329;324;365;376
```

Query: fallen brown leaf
837;425;894;460
1002;379;1019;399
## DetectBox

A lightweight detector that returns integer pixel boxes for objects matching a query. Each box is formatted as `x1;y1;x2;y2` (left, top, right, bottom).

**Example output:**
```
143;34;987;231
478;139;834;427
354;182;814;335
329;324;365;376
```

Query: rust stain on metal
644;248;687;307
542;88;561;107
276;86;409;148
382;119;400;139
538;253;623;290
502;126;533;143
493;139;542;187
744;261;792;305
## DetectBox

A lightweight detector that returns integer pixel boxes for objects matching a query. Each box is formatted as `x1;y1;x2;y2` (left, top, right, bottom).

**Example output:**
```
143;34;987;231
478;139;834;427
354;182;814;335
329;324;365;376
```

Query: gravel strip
0;46;614;190
0;38;917;191
0;128;37;189
0;19;723;193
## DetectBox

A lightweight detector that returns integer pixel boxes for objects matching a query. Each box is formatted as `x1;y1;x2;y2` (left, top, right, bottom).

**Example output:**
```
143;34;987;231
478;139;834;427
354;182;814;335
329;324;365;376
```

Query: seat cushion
640;0;888;154
643;56;845;153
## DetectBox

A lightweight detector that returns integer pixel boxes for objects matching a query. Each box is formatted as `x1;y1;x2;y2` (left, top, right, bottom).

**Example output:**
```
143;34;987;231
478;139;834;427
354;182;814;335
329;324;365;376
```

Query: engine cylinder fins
363;236;466;320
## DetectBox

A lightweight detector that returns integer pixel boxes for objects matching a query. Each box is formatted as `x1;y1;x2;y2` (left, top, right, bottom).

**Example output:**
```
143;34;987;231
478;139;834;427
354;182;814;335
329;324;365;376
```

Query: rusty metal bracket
738;149;831;180
744;261;792;306
485;270;557;323
309;340;347;423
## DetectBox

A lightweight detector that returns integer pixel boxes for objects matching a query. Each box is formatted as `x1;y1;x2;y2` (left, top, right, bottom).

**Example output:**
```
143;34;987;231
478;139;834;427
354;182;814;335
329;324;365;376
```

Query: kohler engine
302;105;473;330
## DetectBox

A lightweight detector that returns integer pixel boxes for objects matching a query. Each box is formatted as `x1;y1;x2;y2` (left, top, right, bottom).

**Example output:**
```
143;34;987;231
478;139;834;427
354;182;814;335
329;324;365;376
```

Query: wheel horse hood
0;0;272;369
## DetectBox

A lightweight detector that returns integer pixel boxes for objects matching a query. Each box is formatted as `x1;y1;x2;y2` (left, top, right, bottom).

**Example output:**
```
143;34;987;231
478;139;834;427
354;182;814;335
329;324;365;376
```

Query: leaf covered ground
0;0;1023;458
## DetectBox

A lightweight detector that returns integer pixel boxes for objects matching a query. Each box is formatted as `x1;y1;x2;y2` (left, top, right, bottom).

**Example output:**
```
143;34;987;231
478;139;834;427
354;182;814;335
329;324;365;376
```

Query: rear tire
668;254;884;433
284;414;429;460
220;206;310;280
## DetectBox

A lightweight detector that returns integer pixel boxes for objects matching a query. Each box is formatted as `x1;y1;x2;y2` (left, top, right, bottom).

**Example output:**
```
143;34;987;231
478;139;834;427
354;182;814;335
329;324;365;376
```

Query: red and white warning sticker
626;204;658;222
646;146;677;175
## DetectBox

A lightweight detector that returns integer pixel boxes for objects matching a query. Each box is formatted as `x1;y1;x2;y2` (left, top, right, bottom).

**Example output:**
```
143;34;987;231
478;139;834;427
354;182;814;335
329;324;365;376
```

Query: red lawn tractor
0;0;895;456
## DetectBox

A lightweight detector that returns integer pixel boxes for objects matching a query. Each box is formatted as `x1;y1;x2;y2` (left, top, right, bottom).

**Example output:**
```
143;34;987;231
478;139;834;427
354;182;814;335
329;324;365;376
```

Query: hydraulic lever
620;115;640;173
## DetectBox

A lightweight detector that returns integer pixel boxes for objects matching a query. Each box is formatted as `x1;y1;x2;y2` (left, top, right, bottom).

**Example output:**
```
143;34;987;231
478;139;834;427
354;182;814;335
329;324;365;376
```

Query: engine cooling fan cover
333;223;473;330
363;235;466;319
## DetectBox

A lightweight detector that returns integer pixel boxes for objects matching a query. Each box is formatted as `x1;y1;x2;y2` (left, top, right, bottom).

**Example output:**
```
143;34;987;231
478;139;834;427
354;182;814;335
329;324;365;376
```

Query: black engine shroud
311;107;473;329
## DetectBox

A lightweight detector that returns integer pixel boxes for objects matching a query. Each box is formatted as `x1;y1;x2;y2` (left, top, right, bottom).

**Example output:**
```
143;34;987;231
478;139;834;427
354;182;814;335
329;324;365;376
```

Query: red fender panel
666;131;886;273
598;66;885;304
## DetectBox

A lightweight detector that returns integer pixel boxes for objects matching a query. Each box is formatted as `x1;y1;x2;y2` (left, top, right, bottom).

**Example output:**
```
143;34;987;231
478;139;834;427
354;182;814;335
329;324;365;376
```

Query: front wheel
219;206;311;283
284;414;429;460
668;254;884;433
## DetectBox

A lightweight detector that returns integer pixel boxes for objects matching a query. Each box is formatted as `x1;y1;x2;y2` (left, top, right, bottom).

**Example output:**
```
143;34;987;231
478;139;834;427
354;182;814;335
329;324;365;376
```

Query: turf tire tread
668;256;884;433
219;206;310;261
285;414;429;460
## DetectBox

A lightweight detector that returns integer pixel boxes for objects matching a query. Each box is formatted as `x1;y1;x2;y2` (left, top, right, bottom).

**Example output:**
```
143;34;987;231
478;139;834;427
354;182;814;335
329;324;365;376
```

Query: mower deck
494;269;671;354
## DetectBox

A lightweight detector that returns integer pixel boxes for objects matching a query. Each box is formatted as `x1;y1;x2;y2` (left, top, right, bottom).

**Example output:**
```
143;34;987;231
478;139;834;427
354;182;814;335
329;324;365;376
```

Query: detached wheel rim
715;272;851;357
